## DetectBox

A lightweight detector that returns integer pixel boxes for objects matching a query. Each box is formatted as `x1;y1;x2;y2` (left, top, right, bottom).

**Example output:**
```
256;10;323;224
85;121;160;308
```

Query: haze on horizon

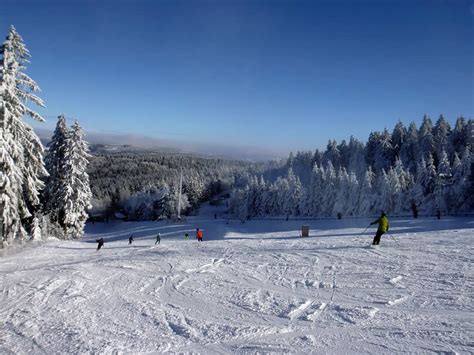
1;0;472;157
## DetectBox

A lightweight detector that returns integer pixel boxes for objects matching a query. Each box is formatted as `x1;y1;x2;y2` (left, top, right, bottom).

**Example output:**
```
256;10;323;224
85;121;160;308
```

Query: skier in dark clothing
370;212;390;246
411;201;418;219
155;233;161;245
96;238;104;250
129;235;134;245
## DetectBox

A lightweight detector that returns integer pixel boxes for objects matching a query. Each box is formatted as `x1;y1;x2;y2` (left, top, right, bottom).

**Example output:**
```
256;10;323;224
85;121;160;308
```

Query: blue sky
1;0;472;155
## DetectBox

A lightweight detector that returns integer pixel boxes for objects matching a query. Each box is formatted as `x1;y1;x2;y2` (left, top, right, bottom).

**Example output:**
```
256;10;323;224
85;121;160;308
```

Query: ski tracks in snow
1;219;473;354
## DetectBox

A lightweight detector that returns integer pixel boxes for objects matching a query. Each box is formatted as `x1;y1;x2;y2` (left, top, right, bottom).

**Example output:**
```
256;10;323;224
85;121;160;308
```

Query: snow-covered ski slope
1;207;473;353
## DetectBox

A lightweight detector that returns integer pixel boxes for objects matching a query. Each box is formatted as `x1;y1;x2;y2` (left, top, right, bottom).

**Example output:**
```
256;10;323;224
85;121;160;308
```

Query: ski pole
387;231;399;244
357;225;371;242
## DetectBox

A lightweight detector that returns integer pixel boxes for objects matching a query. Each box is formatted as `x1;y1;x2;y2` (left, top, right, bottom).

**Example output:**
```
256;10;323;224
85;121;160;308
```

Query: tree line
230;116;473;219
87;151;263;221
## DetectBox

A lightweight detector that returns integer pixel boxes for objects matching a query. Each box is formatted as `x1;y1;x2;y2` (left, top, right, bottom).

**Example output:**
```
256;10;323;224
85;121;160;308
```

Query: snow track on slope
1;217;473;354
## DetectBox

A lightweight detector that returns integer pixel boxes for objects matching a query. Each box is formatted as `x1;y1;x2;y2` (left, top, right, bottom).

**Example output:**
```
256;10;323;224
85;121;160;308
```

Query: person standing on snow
155;233;161;245
411;201;418;219
129;235;134;245
184;233;189;240
196;228;203;242
370;211;390;245
96;237;104;250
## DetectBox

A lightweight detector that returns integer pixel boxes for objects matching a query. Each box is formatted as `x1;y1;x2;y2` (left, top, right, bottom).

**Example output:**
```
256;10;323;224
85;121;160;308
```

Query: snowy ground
1;206;473;354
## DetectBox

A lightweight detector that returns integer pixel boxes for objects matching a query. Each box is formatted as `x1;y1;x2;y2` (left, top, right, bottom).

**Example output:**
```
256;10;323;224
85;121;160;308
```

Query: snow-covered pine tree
306;163;323;216
391;120;407;158
323;140;341;169
416;153;437;213
418;114;435;162
321;161;337;216
338;140;350;169
246;175;262;217
455;147;473;211
433;115;451;164
31;214;41;240
376;169;391;213
365;131;381;169
286;167;303;216
311;164;325;217
435;149;452;212
333;167;350;216
391;158;413;213
43;114;68;222
0;26;47;247
347;136;366;179
59;121;92;238
448;117;468;159
386;167;401;213
358;167;376;215
238;185;250;220
374;129;395;172
165;183;190;219
347;170;360;216
437;150;451;178
399;121;418;173
256;175;267;216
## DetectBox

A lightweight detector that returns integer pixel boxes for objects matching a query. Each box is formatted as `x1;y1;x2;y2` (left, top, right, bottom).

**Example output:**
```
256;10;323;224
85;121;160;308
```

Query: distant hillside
35;127;282;162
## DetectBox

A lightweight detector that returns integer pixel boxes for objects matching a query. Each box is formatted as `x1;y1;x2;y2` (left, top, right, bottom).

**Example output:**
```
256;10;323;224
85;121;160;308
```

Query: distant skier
96;237;104;250
370;211;390;246
436;209;441;220
411;201;418;219
129;235;134;245
155;233;161;245
196;228;203;242
184;233;189;240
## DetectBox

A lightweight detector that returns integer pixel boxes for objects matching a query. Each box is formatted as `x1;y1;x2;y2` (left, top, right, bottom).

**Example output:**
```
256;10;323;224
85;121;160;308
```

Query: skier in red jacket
196;228;203;242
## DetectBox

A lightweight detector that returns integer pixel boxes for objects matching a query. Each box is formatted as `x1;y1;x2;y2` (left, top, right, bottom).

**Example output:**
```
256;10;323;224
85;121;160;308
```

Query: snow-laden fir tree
433;115;451;164
391;120;407;158
347;171;360;216
0;26;47;247
58;121;92;238
358;167;376;215
418;115;435;162
31;214;42;240
399;121;418;174
434;149;452;212
43;114;68;222
454;147;473;211
333;167;350;216
347;136;366;179
323;140;341;169
374;129;395;172
285;168;302;216
307;163;324;216
449;117;469;159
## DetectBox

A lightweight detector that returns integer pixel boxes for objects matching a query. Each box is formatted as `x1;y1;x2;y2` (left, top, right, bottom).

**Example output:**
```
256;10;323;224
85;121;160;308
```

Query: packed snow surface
1;207;473;353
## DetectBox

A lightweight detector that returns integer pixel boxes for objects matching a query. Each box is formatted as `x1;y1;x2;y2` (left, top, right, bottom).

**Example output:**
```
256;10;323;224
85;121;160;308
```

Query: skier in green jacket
370;211;390;245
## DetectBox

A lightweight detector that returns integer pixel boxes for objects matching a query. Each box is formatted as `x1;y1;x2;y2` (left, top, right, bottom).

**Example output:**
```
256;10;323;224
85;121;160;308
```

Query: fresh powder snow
1;204;473;353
